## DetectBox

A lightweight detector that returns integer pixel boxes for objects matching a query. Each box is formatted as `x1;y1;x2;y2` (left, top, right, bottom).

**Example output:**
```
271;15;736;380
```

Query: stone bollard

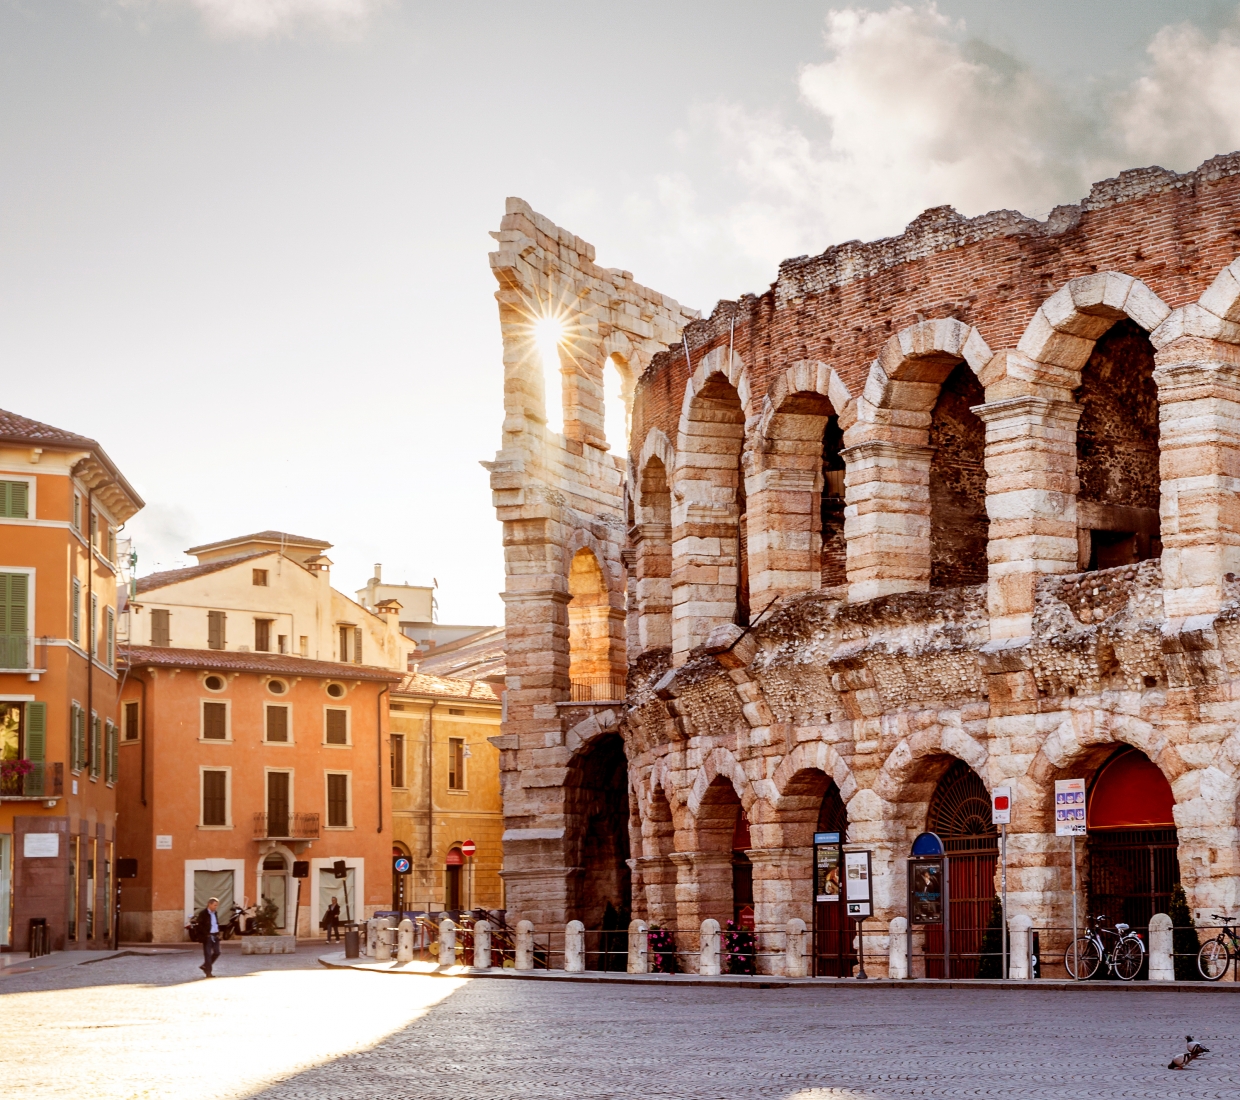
699;918;721;976
515;920;534;970
396;918;414;964
1149;913;1174;981
1007;914;1033;979
374;917;393;962
473;919;492;969
565;919;585;972
785;918;808;978
438;918;456;967
366;918;379;957
627;919;648;974
888;916;909;979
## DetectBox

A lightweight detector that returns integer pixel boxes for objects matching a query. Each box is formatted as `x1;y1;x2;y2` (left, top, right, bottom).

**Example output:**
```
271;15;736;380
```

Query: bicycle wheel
1066;935;1101;979
1113;936;1144;981
1198;938;1230;981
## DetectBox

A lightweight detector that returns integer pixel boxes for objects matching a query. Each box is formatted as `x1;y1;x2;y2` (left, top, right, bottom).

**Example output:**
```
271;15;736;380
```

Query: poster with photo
815;842;841;902
910;858;943;924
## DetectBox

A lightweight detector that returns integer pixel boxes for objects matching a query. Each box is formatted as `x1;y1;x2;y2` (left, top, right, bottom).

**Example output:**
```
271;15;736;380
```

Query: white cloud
120;0;386;39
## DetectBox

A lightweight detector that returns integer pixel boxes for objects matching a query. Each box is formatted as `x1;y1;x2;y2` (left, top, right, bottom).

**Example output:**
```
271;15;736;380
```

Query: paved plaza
3;949;1240;1099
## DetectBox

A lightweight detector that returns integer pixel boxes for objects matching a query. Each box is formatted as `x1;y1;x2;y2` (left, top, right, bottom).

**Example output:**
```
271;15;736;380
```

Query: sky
4;0;1240;625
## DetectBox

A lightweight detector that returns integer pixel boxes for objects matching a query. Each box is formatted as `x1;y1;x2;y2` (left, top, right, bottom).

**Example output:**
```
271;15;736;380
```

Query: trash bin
344;926;360;959
29;918;49;959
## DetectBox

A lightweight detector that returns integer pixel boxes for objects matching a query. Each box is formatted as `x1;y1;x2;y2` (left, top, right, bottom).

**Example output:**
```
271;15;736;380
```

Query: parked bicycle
1197;914;1240;980
1065;914;1145;980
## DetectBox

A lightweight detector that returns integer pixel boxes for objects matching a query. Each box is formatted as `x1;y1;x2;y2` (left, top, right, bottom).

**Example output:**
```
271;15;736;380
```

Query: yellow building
388;672;503;916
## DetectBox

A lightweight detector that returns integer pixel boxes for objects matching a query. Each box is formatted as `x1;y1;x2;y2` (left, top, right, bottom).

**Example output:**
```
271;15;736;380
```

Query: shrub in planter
253;899;281;937
1170;883;1203;981
647;925;678;973
723;920;756;975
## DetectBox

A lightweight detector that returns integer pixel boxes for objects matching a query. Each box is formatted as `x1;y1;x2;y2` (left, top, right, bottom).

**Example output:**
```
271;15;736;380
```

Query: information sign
844;850;872;918
1054;778;1087;836
991;786;1011;825
909;858;944;924
814;831;841;902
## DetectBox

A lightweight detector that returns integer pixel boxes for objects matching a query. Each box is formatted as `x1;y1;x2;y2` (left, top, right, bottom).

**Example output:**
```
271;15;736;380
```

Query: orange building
116;647;400;942
0;409;143;952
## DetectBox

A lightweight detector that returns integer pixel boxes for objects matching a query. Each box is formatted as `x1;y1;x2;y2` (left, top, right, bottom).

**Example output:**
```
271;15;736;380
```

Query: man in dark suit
196;897;222;977
324;896;342;942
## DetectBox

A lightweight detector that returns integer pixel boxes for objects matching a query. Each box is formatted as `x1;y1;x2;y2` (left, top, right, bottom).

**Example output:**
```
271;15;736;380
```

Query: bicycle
1065;914;1146;980
1197;914;1240;980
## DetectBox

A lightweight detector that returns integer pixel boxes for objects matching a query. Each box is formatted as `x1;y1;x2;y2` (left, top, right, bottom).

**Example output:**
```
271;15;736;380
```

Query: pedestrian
196;897;222;977
324;896;342;942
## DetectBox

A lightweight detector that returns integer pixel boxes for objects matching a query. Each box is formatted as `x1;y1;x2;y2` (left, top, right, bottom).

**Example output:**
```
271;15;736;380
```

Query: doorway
261;852;289;931
444;848;462;912
812;783;853;976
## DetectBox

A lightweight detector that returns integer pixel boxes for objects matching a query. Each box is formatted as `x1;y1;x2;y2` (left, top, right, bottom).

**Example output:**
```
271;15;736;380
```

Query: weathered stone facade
489;155;1240;973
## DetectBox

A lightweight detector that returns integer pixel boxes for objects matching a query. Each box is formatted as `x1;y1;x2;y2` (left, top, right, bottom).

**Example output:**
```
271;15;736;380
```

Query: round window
326;682;345;699
204;674;225;692
267;679;287;695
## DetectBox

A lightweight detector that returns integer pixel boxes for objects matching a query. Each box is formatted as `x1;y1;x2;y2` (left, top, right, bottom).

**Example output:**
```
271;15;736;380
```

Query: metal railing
568;676;627;702
252;812;320;840
0;633;30;670
0;762;63;799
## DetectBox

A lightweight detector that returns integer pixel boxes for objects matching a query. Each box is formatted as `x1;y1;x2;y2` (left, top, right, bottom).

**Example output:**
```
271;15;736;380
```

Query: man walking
196;897;222;977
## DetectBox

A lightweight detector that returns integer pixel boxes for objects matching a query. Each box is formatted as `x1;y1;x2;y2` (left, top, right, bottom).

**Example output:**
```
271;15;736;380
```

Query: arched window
603;354;632;453
535;316;565;435
568;548;621;700
636;456;672;652
928;363;987;587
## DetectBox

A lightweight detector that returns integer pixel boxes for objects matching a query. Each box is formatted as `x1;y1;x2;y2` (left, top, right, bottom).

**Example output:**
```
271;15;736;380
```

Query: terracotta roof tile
0;408;97;449
135;552;271;594
187;530;331;555
123;645;402;682
394;672;500;702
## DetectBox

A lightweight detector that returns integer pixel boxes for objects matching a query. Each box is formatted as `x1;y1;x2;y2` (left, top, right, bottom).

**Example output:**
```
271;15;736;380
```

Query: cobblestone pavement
4;950;1240;1099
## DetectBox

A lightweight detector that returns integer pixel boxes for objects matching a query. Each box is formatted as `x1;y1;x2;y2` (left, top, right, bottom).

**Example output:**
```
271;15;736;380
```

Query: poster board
813;831;841;903
909;858;944;924
844;849;872;918
1055;778;1086;836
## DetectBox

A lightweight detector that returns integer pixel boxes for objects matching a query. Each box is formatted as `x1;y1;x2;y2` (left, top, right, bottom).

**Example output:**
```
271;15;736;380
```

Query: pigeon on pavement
1186;1036;1210;1059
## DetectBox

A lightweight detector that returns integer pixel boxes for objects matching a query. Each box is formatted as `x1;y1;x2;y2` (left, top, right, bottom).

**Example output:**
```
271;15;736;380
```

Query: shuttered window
267;772;290;836
105;607;115;667
207;610;226;651
391;734;405;788
90;715;101;778
448;738;465;790
266;705;289;743
326;773;349;827
202;701;228;740
338;625;349;662
70;703;84;772
105;720;118;785
123;700;139;741
150;608;170;648
325;708;348;745
353;626;363;665
254;618;272;652
0;573;29;670
0;480;29;518
202;770;228;826
90;595;97;659
71;579;81;645
24;701;46;796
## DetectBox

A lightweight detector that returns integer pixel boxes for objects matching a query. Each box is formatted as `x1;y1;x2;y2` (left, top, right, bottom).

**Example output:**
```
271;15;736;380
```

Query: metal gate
1088;828;1179;934
812;784;854;976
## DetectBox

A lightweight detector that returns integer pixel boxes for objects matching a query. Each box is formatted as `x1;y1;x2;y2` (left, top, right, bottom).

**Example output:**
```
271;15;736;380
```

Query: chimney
373;563;382;581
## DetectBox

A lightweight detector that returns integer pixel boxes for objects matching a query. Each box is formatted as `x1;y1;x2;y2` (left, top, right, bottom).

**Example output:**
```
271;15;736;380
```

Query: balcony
0;634;30;671
253;812;319;841
569;676;627;703
0;761;63;800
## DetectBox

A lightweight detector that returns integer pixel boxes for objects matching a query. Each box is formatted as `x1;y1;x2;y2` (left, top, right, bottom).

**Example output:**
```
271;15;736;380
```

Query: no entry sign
461;839;476;857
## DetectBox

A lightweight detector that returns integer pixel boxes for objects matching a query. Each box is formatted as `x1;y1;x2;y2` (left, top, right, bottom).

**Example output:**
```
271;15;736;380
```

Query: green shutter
72;580;80;645
0;480;29;519
106;721;118;784
24;701;46;797
91;716;101;778
0;573;29;669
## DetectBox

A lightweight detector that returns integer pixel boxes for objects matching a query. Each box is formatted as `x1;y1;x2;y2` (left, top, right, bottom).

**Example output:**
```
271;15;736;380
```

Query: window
325;708;348;745
105;607;115;667
107;526;116;563
123;700;139;741
90;714;101;779
267;679;287;695
0;480;29;518
73;493;81;531
202;770;228;826
207;610;226;650
267;771;290;837
0;572;28;668
448;707;464;716
353;626;363;665
203;674;225;692
150;608;170;648
299;635;308;657
254;618;272;652
338;625;350;663
70;703;85;772
448;737;465;790
202;701;228;740
326;682;345;699
252;569;269;587
72;579;81;645
105;720;118;785
90;594;97;659
266;705;289;743
278;634;288;655
391;734;405;788
326;773;350;827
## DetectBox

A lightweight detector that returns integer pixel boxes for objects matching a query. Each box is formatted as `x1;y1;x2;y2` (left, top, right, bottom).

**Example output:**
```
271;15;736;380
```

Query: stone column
974;396;1081;639
699;918;721;975
627;919;648;974
514;919;534;970
785;918;807;978
636;855;678;929
670;502;741;664
1007;914;1032;979
564;920;585;972
842;440;934;602
748;847;810;974
888;916;909;979
1153;338;1240;617
438;918;456;967
1148;913;1174;981
747;464;821;607
671;851;733;938
632;523;672;652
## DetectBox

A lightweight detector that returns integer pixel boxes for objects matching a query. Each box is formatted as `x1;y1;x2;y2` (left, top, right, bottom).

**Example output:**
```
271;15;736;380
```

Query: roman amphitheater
485;152;1240;976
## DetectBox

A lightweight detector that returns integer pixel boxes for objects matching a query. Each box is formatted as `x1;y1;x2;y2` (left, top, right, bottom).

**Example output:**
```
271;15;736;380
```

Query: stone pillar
671;851;733;943
627;919;648;974
1148;913;1174;981
888;916;909;979
975;396;1081;639
748;847;811;975
1153;337;1240;617
437;919;457;967
396;918;414;964
699;918;721;976
842;440;934;602
473;919;492;969
514;919;534;971
374;917;393;962
636;855;678;928
564;919;585;972
1007;914;1033;980
366;918;380;958
633;523;672;652
670;501;741;664
785;918;807;978
747;464;822;607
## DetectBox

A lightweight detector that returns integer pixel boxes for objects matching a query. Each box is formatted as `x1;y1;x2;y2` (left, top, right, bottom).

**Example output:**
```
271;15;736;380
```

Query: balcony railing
569;676;627;703
0;761;63;799
253;812;320;840
0;634;31;670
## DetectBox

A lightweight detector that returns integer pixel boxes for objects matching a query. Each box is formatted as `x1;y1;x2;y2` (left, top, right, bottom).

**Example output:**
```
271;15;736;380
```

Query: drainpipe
86;488;94;773
426;700;437;911
377;683;389;833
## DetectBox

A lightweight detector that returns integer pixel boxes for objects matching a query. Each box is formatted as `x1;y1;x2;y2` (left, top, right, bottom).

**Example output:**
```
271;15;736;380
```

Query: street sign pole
1054;778;1086;981
1070;834;1078;981
991;786;1011;979
1001;825;1007;978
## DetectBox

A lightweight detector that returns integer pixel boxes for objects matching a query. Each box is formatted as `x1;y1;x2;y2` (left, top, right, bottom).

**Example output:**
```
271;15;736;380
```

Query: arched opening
929;362;987;588
672;373;745;659
535;315;565;436
603;354;632;454
641;782;677;928
392;842;411;913
444;847;463;913
1086;747;1179;938
924;759;997;978
568;548;620;701
1075;319;1161;570
567;733;631;934
731;810;753;929
812;782;854;976
736;443;750;628
694;775;743;927
636;456;672;653
260;851;289;932
821;415;846;588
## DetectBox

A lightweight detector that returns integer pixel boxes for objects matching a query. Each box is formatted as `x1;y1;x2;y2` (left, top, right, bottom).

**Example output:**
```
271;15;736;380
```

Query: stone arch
686;745;756;822
566;546;624;701
748;362;854;603
563;730;632;928
670;347;753;663
633;429;675;654
843;319;993;602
